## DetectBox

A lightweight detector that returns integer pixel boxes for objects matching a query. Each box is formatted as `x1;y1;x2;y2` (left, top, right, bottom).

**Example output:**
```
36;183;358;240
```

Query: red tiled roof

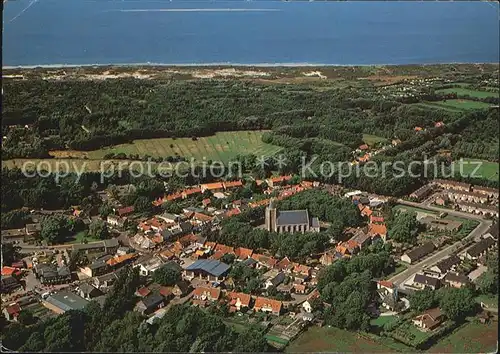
159;286;173;297
107;253;137;266
5;303;21;316
193;212;214;222
215;244;235;255
179;233;198;246
276;257;294;271
227;291;251;307
269;175;292;183
414;126;423;131
201;182;224;190
193;286;221;300
2;266;19;276
183;187;202;196
225;208;241;217
370;215;385;224
293;283;306;292
254;296;282;313
368;223;387;236
378;280;394;288
166;193;183;201
234;247;253;260
293;263;311;275
359;144;369;150
202;198;211;206
136;287;151;297
223;180;243;189
361;207;373;217
346;239;359;250
117;206;134;216
204;241;217;249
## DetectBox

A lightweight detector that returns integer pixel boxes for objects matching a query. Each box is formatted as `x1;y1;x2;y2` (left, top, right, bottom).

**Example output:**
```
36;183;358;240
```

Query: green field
428;321;498;353
413;99;492;112
285;327;396;353
362;134;388;146
436;87;499;99
452;158;499;181
370;316;398;328
87;131;282;162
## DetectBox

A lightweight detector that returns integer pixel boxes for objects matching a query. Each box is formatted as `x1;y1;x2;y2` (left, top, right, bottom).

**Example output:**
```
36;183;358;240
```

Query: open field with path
427;321;498;353
50;131;282;163
285;327;396;353
452;158;499;181
362;134;388;146
436;87;498;99
413;99;492;112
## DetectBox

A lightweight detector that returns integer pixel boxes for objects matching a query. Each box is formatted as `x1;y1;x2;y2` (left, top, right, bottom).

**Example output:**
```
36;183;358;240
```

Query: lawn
370;315;398;328
385;263;408;278
475;294;498;309
427;321;498;353
362;134;388;146
393;204;437;216
452;158;499;181
435;87;499;99
66;231;100;244
430;99;492;111
86;131;282;163
412;100;491;112
285;327;396;353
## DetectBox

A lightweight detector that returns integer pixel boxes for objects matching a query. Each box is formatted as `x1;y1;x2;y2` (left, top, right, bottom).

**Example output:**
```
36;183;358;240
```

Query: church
264;199;320;234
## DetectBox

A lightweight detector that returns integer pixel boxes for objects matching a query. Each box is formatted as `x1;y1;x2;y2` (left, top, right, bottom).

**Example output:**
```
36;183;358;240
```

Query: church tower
265;198;277;232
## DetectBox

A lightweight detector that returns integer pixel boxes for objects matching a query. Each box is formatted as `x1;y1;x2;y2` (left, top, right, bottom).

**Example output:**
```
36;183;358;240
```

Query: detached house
413;273;441;290
443;272;470;289
430;255;461;275
376;280;402;312
135;293;165;315
412;308;445;331
227;292;252;312
254;297;282;316
264;271;285;289
192;286;221;307
464;236;496;261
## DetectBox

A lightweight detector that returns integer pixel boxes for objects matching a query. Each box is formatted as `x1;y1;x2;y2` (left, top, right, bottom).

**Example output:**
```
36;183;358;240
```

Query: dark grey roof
414;273;441;288
242;258;257;267
89;260;108;270
142;293;164;309
405;242;436;261
311;217;320;228
161;229;173;239
485;223;498;239
434;255;461;273
466;237;496;257
95;272;118;284
174;280;191;294
276;210;309;226
104;238;119;248
267;272;285;287
185;259;230;277
58;266;71;277
79;283;101;296
161;261;183;273
382;293;400;308
444;272;469;284
179;222;193;233
45;291;89;312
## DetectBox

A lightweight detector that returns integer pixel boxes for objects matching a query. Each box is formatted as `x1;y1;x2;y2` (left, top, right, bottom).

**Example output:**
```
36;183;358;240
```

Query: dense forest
2;71;498;195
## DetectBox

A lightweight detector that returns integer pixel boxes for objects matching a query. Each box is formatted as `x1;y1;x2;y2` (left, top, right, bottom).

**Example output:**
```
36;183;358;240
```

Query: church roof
276;210;309;226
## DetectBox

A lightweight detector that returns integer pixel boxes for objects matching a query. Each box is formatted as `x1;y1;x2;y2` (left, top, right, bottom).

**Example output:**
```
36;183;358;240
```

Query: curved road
389;199;493;289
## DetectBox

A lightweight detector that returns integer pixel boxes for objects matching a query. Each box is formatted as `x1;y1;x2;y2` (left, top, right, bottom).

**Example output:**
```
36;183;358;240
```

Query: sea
2;0;500;67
